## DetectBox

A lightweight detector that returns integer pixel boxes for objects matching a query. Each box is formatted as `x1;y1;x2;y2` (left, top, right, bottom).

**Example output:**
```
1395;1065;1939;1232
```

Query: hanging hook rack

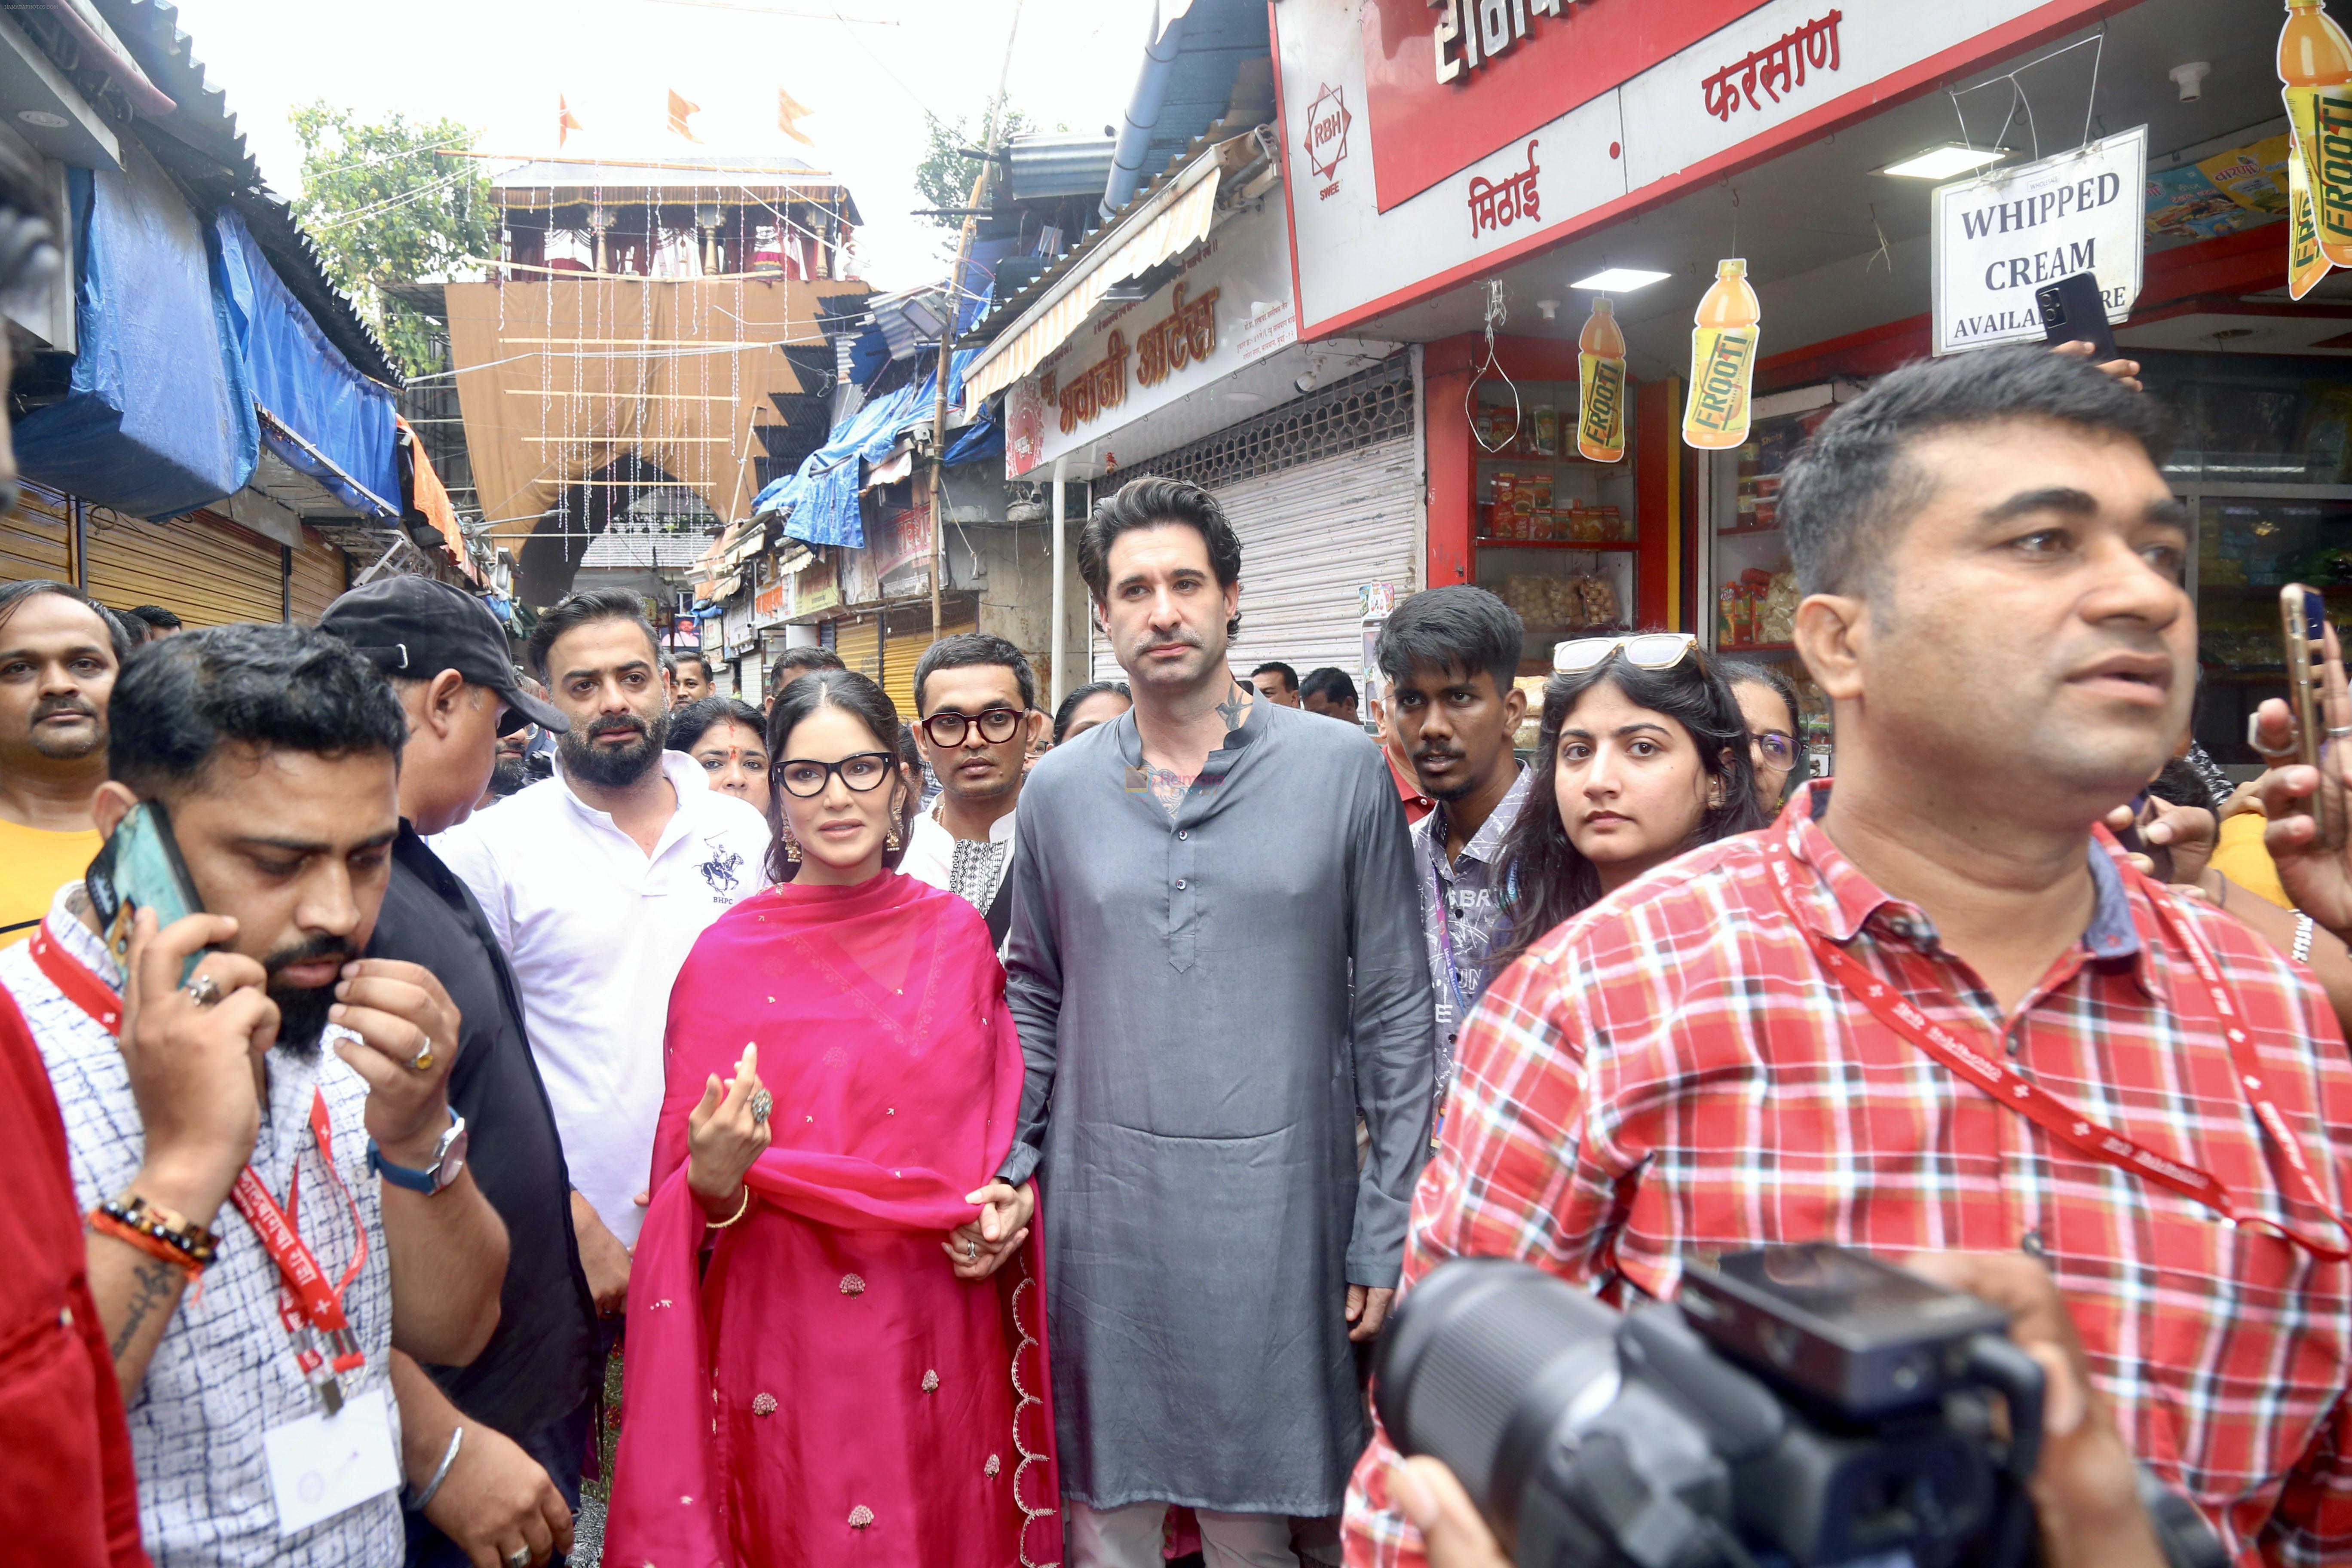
1465;279;1521;455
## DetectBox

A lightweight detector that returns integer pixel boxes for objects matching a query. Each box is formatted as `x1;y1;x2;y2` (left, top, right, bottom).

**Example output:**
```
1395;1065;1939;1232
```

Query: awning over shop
13;148;257;519
755;349;976;549
959;141;1231;408
213;209;400;518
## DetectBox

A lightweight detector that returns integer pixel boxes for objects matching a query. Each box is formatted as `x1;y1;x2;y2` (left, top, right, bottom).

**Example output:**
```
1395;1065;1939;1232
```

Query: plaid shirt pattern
1344;784;2352;1568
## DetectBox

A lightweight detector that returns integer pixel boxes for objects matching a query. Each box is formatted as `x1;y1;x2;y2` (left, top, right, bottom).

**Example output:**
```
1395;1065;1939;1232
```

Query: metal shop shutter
0;496;69;584
1216;435;1418;679
85;508;279;627
288;534;348;625
833;616;881;683
882;616;977;718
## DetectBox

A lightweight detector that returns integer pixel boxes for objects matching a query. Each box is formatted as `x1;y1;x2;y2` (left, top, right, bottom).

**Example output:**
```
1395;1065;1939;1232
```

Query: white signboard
1005;200;1301;476
1930;126;2147;357
1272;0;2107;339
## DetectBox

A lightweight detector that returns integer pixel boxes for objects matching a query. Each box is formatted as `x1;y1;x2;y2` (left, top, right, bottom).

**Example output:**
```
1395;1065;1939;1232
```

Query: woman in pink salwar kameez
606;670;1059;1568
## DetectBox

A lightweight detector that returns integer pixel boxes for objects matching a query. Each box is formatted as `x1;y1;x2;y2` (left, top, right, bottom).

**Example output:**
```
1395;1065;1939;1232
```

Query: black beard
487;759;532;797
269;983;335;1062
559;710;670;787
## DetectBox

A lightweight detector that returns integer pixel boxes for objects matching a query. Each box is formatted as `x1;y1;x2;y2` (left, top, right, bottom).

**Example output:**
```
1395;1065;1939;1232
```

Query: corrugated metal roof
581;527;720;570
78;0;404;386
1007;133;1117;202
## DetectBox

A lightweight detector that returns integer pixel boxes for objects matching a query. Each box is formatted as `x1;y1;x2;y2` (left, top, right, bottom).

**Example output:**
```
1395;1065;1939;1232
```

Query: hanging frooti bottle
1576;297;1628;462
1683;258;1759;451
2281;0;2352;268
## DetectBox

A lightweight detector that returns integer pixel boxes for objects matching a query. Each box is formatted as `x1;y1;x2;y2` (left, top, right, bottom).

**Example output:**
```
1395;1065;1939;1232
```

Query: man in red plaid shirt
1344;346;2352;1568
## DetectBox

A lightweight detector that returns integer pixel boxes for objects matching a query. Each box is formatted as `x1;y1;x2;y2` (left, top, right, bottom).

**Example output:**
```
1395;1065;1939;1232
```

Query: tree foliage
290;103;492;377
914;99;1038;228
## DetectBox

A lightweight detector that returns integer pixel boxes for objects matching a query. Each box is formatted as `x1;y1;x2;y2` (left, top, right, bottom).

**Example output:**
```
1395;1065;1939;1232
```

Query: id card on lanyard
1759;829;2352;1262
29;928;372;1404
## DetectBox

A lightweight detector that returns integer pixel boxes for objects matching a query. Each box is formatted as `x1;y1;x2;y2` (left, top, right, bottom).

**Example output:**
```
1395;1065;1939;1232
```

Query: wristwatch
369;1111;469;1196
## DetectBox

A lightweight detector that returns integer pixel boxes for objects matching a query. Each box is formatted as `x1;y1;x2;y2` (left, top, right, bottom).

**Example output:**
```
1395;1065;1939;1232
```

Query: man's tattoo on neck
110;1256;181;1363
1216;682;1251;731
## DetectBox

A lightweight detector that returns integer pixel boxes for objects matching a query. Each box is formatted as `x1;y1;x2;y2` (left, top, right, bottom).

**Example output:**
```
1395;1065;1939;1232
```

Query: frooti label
1684;327;1757;449
2291;132;2333;299
1577;352;1626;461
2318;87;2352;260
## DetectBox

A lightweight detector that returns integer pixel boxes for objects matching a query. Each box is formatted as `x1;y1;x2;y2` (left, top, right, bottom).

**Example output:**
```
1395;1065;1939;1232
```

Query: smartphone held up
2281;583;2346;851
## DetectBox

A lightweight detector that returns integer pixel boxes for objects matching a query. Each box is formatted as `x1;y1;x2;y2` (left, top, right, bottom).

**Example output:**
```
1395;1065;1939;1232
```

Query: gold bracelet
705;1184;753;1229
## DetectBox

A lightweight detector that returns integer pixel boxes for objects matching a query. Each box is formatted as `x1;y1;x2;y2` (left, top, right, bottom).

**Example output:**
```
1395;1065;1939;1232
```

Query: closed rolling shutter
833;616;881;682
288;533;347;625
1217;436;1418;678
882;616;977;717
84;507;281;628
0;493;70;584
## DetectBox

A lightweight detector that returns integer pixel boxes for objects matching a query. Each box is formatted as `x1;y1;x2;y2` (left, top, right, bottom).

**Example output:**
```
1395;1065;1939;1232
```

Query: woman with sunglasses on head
607;669;1061;1568
1489;633;1767;969
1722;661;1807;815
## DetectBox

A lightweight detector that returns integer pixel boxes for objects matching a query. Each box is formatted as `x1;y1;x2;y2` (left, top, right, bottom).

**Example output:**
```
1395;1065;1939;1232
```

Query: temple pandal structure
447;150;868;604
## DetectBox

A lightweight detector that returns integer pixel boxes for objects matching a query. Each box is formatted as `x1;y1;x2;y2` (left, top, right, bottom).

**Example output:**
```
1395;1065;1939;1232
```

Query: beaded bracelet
90;1209;207;1276
93;1194;219;1268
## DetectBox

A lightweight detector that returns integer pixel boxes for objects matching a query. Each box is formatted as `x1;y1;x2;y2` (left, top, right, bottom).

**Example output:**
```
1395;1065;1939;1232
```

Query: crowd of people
6;323;2352;1568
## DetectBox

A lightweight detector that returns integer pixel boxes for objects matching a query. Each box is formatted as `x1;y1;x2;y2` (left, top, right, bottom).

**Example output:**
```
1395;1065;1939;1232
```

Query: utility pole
930;0;1025;639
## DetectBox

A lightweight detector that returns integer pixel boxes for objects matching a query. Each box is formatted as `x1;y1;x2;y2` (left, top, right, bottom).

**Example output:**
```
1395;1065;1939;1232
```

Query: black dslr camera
1376;1245;2051;1568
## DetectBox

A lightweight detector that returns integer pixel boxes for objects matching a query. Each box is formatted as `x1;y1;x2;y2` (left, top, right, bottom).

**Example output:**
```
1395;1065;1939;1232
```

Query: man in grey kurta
998;678;1436;1538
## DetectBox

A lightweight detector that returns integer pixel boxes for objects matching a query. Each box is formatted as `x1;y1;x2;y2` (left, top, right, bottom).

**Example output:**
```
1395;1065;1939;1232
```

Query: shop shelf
1475;538;1640;551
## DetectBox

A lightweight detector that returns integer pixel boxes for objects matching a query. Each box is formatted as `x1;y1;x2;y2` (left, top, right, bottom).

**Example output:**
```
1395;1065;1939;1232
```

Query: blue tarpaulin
212;210;399;518
758;350;976;548
14;150;258;520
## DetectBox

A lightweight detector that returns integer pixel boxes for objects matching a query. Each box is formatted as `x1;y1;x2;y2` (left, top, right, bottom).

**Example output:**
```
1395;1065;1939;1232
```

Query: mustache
31;695;97;723
586;714;649;739
261;934;359;987
1413;744;1464;764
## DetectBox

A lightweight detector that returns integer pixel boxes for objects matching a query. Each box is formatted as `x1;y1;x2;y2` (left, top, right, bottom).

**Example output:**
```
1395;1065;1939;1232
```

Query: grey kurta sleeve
1343;746;1438;1286
996;789;1060;1188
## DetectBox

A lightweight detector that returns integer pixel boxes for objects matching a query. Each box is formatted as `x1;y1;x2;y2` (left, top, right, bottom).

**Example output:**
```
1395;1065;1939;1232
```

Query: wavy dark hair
668;696;767;755
1491;646;1765;967
761;668;915;883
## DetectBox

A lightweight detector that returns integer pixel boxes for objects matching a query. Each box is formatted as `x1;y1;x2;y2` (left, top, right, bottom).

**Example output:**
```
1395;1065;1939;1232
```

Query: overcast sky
159;0;1158;291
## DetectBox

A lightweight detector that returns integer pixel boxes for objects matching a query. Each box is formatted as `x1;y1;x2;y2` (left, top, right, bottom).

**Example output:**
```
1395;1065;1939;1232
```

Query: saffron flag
778;87;816;147
668;89;703;143
557;94;584;149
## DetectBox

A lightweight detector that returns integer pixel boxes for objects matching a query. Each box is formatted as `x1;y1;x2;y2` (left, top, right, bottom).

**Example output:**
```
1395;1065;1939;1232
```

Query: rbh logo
1303;82;1351;199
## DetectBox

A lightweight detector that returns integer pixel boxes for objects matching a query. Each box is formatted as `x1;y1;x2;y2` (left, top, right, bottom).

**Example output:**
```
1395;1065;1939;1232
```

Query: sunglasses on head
1553;632;1700;674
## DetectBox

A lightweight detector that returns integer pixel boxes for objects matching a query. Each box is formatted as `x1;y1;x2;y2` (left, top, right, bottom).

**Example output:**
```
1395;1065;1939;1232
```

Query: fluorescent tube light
1570;268;1670;291
1877;144;2009;179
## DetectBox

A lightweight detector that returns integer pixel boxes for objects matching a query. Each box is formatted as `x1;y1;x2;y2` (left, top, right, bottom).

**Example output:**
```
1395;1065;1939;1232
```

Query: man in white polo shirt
434;590;769;1315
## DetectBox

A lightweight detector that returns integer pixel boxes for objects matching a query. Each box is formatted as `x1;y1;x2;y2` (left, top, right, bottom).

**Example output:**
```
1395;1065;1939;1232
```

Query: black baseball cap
320;576;569;733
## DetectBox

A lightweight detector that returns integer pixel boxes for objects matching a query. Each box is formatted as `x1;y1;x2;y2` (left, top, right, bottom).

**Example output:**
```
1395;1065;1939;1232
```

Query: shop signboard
753;578;789;625
1274;0;2110;338
870;503;934;581
1005;201;1299;475
1929;126;2146;357
796;561;840;616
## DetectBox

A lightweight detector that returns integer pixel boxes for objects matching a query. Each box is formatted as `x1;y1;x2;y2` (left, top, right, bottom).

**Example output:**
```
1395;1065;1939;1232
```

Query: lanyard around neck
1760;827;2352;1263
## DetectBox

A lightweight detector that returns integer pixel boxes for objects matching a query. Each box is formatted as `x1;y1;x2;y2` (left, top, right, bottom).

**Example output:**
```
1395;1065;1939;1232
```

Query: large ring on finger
180;973;223;1008
747;1087;772;1124
507;1549;532;1568
409;1046;435;1073
967;1239;979;1261
2328;726;2352;740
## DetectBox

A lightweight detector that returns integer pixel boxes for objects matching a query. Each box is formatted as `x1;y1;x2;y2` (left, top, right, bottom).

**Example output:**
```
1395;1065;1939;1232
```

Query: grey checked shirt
1412;763;1534;1104
0;885;400;1567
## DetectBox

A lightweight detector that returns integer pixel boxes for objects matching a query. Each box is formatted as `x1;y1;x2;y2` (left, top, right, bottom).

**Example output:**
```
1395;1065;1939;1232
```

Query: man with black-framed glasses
902;633;1045;949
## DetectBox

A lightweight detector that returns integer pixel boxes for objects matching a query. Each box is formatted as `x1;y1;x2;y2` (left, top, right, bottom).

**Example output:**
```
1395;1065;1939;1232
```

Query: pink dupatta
606;872;1060;1568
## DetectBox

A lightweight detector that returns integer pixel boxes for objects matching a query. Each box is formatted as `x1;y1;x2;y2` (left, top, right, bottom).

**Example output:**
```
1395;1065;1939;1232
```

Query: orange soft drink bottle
1576;297;1628;463
1683;259;1760;450
2282;0;2352;269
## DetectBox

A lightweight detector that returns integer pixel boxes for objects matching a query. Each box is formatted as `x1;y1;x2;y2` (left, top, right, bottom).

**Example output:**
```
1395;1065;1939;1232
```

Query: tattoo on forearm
110;1258;180;1363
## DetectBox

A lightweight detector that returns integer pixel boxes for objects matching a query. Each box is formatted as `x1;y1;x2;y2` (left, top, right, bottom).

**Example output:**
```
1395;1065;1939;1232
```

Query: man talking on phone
0;625;509;1566
1346;347;2352;1568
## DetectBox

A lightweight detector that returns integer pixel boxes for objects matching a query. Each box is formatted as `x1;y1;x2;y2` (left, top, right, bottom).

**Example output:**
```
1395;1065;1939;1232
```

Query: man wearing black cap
321;577;600;1568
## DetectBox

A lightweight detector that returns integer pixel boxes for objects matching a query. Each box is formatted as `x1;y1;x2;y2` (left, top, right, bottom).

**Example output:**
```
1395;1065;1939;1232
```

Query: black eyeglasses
776;751;897;797
1753;731;1796;767
919;707;1023;747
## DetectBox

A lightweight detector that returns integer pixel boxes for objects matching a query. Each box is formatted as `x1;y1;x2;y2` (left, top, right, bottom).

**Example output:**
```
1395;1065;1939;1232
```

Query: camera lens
1373;1260;1624;1549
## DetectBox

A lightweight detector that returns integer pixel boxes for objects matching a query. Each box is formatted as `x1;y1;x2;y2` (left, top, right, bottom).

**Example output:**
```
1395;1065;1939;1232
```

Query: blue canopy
212;210;399;518
14;156;258;520
758;349;976;548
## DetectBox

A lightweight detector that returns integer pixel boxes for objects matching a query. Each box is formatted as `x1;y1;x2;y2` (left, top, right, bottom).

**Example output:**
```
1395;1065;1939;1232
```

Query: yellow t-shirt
2210;808;2293;910
0;817;101;949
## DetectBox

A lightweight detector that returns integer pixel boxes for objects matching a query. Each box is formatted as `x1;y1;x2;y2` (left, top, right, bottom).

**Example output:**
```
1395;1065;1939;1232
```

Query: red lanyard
1761;827;2352;1262
31;927;370;1405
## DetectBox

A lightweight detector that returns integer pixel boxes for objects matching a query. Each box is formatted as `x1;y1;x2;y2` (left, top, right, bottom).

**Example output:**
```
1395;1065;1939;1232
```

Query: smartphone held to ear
84;800;209;986
2282;582;2343;851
